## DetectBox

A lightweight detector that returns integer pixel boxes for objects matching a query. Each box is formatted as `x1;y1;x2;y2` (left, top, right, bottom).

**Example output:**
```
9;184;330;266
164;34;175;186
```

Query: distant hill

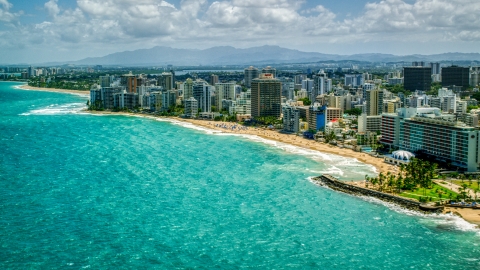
67;45;480;66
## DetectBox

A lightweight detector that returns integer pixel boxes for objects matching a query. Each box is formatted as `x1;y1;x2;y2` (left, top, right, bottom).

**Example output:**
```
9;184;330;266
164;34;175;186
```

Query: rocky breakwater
312;174;443;213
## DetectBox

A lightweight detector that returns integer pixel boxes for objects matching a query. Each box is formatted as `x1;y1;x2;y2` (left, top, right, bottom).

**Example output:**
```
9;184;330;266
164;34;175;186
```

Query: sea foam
20;103;86;116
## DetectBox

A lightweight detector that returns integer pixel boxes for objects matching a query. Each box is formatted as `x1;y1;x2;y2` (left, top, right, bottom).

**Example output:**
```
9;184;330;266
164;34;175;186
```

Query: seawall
312;175;443;213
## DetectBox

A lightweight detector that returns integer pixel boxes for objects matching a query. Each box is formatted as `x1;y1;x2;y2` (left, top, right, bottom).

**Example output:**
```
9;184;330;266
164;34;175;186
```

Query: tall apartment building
470;67;480;87
99;75;113;88
209;74;219;86
403;67;431;91
162;90;178;111
312;73;331;101
442;66;470;90
121;74;138;93
244;66;260;88
381;107;480;172
301;79;314;98
345;74;364;87
282;105;300;133
251;73;281;118
183;78;194;99
308;105;327;131
430;62;441;75
158;72;174;90
366;89;384;116
193;82;213;113
235;89;251;115
113;92;139;109
215;83;236;110
358;113;382;133
184;97;198;118
279;77;295;100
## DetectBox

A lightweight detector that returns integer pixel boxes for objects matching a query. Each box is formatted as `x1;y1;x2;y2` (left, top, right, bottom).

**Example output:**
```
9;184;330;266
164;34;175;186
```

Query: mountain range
66;45;480;66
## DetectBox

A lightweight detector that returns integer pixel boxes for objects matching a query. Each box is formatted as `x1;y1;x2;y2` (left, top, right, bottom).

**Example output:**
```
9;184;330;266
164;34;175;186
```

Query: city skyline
0;0;479;63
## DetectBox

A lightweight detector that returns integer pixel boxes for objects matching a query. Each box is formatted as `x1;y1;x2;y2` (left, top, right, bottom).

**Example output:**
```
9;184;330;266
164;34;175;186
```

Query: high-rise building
158;72;174;90
215;83;236;111
381;107;480;172
344;74;364;87
282;105;300;133
244;66;259;88
471;67;480;87
262;66;276;78
193;82;213;113
251;73;282;118
27;66;34;77
183;78;194;100
99;75;113;88
121;73;138;93
234;89;251;115
412;61;425;67
113;91;139;109
209;74;219;86
301;79;314;100
308;105;327;132
403;67;431;91
279;77;295;100
184;97;198;118
366;89;384;116
161;90;178;111
430;62;441;75
441;66;470;90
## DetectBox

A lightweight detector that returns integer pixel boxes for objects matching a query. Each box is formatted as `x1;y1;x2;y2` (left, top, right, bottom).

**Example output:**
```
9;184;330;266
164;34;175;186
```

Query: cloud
345;0;480;42
2;0;480;63
45;0;60;17
0;0;21;22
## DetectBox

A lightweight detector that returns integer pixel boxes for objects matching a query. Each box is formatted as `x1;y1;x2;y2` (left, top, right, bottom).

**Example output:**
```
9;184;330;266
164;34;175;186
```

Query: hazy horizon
1;0;479;64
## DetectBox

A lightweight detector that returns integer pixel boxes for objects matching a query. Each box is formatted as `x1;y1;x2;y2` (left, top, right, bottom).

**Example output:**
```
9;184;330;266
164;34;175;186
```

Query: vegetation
252;116;282;126
384;84;410;95
298;97;312;106
87;100;104;111
467;105;479;113
365;158;440;201
399;184;457;202
344;108;362;116
28;74;95;90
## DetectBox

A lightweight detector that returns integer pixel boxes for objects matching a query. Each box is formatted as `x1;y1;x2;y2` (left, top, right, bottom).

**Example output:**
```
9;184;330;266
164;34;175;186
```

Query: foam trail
358;196;479;233
308;177;480;234
78;113;377;177
20;103;86;116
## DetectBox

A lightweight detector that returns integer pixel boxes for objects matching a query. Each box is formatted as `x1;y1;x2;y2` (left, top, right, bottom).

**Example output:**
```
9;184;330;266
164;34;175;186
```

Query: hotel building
381;108;480;172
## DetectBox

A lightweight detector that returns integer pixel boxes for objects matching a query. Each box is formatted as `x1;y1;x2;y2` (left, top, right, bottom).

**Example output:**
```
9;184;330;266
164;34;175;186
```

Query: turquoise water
1;82;479;269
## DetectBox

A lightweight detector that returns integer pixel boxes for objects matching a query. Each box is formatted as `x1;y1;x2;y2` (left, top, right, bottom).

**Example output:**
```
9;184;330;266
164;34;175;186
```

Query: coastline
84;110;394;174
17;84;90;96
10;84;478;227
177;117;395;174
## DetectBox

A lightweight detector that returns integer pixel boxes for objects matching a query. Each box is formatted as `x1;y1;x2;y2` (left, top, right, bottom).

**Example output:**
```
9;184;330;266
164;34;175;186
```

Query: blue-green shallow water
1;82;479;269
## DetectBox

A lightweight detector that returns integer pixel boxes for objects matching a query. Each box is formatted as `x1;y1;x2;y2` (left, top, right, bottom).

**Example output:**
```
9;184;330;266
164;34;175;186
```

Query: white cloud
0;0;21;22
2;0;480;63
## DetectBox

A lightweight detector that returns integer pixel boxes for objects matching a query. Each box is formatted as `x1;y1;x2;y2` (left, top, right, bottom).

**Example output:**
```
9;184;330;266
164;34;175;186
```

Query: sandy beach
176;118;396;174
17;84;90;96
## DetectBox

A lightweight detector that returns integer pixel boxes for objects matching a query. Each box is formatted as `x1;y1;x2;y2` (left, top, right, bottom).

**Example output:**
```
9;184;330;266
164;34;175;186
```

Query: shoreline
10;85;479;227
85;109;394;174
17;84;90;96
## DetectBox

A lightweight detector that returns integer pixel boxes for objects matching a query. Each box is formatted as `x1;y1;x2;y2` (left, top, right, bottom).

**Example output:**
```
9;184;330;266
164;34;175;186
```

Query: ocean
1;82;479;269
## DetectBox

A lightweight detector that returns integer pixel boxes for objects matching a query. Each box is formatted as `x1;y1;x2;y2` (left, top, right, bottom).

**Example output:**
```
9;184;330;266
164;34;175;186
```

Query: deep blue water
1;82;479;269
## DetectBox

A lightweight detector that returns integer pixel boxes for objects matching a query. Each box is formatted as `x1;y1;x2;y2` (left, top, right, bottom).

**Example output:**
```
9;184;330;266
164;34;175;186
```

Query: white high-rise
215;83;236;110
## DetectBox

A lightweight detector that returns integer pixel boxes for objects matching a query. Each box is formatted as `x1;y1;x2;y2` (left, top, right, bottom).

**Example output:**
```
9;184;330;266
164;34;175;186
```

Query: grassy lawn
450;180;480;190
399;184;458;202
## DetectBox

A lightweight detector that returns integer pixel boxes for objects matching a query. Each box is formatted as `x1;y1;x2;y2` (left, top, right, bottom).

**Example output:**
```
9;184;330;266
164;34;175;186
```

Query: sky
0;0;479;64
